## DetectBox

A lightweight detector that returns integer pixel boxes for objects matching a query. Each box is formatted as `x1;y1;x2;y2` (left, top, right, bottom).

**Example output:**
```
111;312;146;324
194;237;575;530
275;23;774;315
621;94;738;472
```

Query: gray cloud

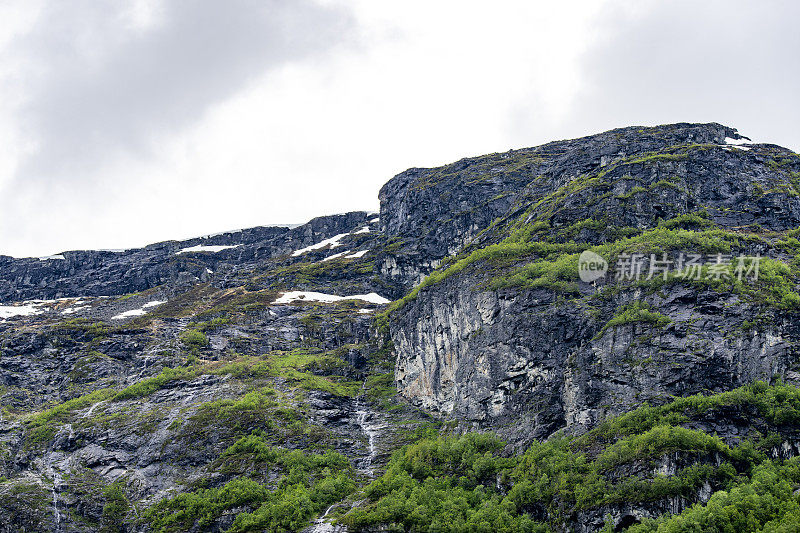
513;0;800;151
3;0;799;258
9;0;354;186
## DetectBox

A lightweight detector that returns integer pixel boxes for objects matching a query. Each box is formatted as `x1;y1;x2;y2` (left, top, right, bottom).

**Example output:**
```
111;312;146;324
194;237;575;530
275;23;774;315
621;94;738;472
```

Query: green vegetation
657;210;713;230
25;388;116;447
345;433;546;532
191;316;231;332
383;219;800;316
191;288;279;320
187;387;287;435
344;382;800;532
595;302;671;339
212;348;360;397
180;329;209;350
639;256;800;310
53;318;109;339
268;257;373;286
100;482;130;533
617;185;648;199
628;458;800;532
144;434;356;533
113;366;197;401
410;150;544;191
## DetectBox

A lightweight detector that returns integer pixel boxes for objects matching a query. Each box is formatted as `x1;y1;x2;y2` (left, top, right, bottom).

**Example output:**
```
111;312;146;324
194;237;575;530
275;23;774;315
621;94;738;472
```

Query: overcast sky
0;0;798;257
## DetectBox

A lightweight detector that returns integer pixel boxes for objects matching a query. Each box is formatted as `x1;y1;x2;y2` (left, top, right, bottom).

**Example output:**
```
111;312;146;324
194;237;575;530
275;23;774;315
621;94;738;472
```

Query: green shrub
595;301;671;339
145;436;356;533
113;367;196;401
100;482;129;533
180;329;209;349
344;383;800;532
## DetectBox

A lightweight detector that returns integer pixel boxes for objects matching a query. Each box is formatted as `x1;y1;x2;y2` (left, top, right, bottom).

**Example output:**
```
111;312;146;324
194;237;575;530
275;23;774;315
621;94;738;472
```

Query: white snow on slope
323;250;352;262
111;300;166;320
0;304;43;320
62;306;89;315
291;233;348;257
39;254;65;261
725;136;755;146
274;291;390;305
176;244;240;255
1;298;88;320
353;226;370;234
322;249;369;261
111;309;147;320
369;217;379;223
723;137;756;151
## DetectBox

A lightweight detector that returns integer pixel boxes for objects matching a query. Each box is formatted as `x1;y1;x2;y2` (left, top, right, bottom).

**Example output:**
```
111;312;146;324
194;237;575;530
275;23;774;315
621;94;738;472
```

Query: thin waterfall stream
308;382;384;532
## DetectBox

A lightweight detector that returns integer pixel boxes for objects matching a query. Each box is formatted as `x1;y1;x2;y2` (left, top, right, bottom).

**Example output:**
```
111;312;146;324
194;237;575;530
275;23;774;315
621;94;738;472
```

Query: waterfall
353;397;379;477
308;504;337;533
49;463;62;533
83;399;105;419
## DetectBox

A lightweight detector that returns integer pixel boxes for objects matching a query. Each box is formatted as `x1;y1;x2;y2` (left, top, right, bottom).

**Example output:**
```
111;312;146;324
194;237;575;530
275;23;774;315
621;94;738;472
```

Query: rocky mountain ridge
2;122;800;532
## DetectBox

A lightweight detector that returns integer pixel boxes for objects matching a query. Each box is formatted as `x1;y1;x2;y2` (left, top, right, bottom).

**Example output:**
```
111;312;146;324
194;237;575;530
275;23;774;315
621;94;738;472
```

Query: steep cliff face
3;122;800;532
393;278;800;438
386;123;800;440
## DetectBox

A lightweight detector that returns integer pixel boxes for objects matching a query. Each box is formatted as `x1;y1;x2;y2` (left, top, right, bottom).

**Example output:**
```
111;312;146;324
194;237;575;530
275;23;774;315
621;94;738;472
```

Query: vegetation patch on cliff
343;382;800;532
144;434;356;533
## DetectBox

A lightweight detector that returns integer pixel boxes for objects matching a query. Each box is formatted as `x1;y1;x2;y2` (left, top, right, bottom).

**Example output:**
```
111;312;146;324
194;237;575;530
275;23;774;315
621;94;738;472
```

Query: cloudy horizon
1;0;798;258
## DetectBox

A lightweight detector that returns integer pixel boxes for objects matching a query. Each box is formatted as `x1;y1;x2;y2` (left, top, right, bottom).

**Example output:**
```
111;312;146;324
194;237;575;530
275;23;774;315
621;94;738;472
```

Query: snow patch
369;217;379;223
353;226;370;234
39;254;65;261
0;298;89;320
176;244;240;255
274;291;390;305
291;233;348;257
111;300;166;320
725;136;755;146
322;249;369;262
323;250;352;262
111;309;147;320
61;306;89;315
0;304;43;320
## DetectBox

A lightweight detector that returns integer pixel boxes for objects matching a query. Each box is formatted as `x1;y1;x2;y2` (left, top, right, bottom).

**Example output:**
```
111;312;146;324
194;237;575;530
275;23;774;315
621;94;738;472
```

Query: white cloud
0;0;797;257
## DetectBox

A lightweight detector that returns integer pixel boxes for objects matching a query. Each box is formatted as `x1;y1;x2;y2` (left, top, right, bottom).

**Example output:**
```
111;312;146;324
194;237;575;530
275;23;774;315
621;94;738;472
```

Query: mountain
2;123;800;532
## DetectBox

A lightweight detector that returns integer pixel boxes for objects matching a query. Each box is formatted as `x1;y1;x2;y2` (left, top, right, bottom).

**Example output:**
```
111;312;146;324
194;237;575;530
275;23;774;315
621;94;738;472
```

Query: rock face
0;211;372;302
393;277;800;439
0;209;418;532
385;122;800;440
2;122;800;532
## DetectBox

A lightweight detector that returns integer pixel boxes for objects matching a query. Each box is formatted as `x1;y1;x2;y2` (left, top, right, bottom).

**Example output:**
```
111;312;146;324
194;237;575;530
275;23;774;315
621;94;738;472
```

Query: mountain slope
1;123;800;532
385;123;800;438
